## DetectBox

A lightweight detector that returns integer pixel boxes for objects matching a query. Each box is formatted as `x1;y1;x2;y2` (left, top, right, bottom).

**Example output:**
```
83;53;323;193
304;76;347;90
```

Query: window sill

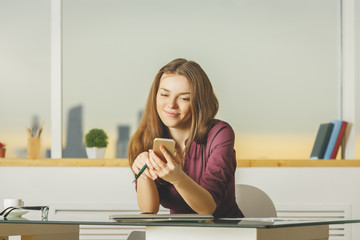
1;158;360;167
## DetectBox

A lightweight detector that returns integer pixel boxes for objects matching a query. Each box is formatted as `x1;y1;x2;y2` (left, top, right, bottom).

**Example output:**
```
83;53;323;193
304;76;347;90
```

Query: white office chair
235;184;277;218
127;230;145;240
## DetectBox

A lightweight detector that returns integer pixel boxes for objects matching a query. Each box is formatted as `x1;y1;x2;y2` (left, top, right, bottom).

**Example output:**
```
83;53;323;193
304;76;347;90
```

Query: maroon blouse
156;120;243;218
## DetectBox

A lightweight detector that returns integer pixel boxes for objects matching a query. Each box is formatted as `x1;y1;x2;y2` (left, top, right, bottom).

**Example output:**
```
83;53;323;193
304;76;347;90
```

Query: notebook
109;213;213;222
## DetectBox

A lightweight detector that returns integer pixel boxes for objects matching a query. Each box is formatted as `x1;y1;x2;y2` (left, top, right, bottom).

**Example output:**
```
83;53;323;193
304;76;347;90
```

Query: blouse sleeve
199;122;237;207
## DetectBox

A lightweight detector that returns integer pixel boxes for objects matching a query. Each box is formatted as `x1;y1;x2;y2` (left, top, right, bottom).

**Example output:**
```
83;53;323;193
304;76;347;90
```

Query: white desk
1;217;359;240
146;224;329;240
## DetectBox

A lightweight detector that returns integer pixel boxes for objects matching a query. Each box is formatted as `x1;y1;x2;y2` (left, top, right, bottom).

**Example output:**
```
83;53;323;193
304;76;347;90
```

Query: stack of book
310;120;348;160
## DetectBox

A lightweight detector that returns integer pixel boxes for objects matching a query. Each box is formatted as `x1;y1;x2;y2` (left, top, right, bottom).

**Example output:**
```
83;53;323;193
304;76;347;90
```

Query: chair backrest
127;231;145;240
235;184;277;218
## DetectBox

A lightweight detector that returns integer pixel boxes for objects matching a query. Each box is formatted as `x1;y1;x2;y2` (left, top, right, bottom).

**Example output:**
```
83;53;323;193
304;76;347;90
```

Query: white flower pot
86;147;106;159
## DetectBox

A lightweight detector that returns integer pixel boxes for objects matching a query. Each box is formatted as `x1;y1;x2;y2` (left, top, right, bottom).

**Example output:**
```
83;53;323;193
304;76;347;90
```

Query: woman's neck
168;127;190;155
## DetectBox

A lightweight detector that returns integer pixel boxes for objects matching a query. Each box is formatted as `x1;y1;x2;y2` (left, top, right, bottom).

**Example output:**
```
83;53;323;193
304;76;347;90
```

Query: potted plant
85;128;108;159
0;142;6;158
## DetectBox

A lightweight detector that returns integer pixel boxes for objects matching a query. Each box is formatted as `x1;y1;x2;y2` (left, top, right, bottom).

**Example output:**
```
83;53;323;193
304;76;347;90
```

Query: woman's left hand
149;146;184;184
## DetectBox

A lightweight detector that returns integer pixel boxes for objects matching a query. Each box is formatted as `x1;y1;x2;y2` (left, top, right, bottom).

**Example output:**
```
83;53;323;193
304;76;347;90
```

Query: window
2;0;351;160
61;0;341;159
0;0;51;158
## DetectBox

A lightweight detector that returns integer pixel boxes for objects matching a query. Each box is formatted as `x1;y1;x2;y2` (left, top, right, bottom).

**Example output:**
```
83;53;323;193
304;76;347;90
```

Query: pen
133;164;147;183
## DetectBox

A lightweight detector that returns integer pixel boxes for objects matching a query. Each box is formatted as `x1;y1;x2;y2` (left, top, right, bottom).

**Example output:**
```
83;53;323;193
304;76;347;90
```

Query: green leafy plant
85;129;108;148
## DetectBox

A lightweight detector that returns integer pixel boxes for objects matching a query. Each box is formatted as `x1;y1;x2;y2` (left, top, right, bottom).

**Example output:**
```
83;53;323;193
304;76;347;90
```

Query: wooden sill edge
1;158;360;167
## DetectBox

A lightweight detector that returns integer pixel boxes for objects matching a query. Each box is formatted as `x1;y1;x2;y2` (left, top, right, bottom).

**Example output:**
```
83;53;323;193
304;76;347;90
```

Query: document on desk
109;213;213;222
219;217;326;222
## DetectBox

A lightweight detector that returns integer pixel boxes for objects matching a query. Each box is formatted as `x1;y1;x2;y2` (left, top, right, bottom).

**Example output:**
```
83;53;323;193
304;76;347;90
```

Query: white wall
0;167;136;205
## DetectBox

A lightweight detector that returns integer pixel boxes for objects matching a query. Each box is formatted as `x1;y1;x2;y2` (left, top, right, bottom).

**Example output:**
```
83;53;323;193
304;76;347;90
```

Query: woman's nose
167;98;178;109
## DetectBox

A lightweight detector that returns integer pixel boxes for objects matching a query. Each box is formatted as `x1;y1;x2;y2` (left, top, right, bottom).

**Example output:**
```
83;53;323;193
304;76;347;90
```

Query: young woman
128;58;243;218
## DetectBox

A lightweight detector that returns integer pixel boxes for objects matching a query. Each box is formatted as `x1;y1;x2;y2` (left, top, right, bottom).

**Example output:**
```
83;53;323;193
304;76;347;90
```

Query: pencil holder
27;137;41;159
0;148;5;158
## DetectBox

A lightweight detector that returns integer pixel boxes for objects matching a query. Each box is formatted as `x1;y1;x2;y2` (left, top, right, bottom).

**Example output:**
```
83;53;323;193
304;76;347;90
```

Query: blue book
323;120;342;159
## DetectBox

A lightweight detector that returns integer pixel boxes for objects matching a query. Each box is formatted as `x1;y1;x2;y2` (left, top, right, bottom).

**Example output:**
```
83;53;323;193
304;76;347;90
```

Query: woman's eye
160;93;168;97
181;97;190;101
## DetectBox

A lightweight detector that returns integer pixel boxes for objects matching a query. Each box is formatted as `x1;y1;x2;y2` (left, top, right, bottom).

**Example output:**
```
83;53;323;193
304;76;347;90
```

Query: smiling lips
164;110;180;118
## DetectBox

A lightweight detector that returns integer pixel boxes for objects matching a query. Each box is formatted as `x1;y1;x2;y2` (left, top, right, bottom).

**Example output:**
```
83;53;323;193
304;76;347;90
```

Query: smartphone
153;138;176;161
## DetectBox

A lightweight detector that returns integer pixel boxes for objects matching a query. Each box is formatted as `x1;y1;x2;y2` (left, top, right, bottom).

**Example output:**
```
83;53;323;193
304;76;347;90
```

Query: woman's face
156;73;192;130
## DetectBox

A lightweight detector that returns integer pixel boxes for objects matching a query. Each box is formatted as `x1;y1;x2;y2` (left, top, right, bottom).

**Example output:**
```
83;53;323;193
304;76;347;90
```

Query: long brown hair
128;58;219;166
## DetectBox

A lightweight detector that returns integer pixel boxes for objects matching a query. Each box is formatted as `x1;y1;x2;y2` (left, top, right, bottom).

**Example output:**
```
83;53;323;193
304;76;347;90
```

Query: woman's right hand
132;151;157;181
